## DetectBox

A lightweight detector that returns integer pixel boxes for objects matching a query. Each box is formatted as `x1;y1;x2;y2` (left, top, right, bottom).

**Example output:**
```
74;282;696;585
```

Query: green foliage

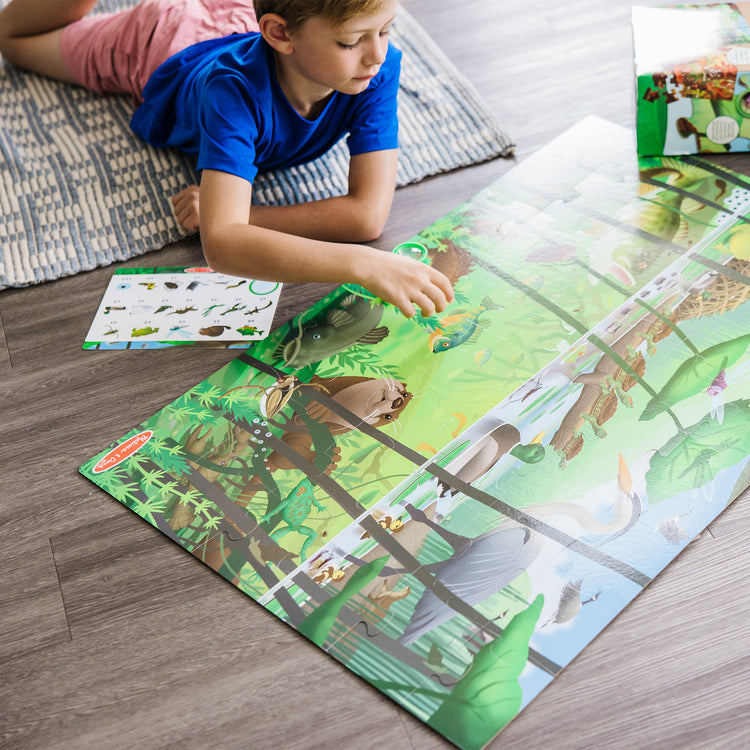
640;334;750;421
428;595;544;750
297;555;390;646
105;475;143;508
141;436;192;475
326;344;402;378
161;386;217;423
646;399;750;503
417;214;473;247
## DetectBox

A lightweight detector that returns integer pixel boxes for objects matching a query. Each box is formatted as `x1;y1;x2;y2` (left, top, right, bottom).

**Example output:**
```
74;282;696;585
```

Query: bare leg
0;0;99;82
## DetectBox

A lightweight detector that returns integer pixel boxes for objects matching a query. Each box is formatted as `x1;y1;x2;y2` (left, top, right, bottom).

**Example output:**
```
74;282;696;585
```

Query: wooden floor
3;1;750;748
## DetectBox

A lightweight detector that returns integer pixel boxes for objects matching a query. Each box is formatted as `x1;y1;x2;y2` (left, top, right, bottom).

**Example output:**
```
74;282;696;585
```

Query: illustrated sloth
266;374;413;472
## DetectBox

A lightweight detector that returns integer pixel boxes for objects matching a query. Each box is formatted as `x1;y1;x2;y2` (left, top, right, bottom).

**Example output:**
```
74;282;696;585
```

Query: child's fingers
414;293;436;318
172;187;201;232
364;252;454;318
394;295;416;318
380;285;416;318
419;272;452;315
174;206;198;232
431;269;455;306
172;185;199;213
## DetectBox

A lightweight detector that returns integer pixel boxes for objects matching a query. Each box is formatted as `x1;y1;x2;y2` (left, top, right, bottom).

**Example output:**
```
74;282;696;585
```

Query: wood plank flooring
3;1;750;748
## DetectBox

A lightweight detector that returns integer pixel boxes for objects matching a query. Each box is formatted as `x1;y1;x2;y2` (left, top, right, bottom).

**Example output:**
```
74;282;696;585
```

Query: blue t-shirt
130;33;401;184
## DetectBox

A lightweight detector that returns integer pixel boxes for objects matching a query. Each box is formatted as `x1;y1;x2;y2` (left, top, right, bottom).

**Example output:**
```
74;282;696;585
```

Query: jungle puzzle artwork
80;117;750;749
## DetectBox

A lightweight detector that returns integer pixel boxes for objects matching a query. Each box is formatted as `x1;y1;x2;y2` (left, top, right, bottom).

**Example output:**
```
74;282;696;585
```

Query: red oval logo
185;266;213;273
93;430;153;474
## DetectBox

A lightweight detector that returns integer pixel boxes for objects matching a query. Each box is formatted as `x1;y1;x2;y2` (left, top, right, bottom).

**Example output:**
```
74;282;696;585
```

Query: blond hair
253;0;393;33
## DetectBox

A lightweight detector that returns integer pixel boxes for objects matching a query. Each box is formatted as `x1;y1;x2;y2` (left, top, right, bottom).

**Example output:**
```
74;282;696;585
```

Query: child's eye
338;28;390;49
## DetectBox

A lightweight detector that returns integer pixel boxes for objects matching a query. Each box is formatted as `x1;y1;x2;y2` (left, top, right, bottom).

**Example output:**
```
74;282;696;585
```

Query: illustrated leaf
646;399;750;503
297;555;389;647
427;594;544;750
640;334;750;421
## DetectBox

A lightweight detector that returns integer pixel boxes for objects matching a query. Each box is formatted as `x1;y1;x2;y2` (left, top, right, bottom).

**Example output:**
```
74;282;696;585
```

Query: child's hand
357;250;454;318
172;184;201;233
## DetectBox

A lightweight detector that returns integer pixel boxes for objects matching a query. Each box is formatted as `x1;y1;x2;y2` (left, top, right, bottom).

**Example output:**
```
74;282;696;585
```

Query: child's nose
364;38;387;66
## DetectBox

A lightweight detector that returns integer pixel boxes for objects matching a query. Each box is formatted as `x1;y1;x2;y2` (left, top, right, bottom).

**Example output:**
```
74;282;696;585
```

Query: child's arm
197;167;454;318
174;149;398;241
250;149;399;242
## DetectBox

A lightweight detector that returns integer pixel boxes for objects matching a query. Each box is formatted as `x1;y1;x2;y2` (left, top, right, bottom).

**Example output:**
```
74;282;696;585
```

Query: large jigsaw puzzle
80;117;750;749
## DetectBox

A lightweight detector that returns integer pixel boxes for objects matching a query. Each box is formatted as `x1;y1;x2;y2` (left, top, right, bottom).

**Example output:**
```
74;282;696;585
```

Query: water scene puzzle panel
80;117;750;749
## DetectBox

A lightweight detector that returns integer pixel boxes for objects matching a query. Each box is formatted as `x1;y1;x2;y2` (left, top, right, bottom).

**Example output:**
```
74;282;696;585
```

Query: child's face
288;1;397;97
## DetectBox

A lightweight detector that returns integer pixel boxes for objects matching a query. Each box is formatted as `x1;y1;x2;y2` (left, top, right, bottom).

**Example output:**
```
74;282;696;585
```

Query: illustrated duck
438;422;545;497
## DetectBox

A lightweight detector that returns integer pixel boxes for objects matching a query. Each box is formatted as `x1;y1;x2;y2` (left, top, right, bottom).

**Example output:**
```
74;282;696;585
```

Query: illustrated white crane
398;453;639;646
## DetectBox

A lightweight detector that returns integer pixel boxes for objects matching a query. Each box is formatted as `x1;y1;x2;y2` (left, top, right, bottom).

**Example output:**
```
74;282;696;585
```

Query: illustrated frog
131;326;159;337
261;478;326;562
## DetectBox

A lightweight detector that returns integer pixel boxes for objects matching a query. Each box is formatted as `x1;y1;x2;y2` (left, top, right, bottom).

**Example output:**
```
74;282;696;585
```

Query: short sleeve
196;73;263;184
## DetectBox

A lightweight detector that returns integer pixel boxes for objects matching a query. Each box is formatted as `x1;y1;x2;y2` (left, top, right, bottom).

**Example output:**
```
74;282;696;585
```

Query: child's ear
258;13;294;54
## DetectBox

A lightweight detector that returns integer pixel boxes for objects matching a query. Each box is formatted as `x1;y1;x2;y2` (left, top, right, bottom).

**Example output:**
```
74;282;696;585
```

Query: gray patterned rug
0;1;513;289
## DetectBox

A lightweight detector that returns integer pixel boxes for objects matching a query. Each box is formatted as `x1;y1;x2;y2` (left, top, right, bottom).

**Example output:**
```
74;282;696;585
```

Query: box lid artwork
633;3;750;155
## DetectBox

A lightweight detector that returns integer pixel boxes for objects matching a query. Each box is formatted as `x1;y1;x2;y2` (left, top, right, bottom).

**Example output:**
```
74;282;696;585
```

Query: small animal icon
245;300;273;315
131;326;158;337
359;510;405;539
707;368;728;424
220;303;244;316
656;510;692;546
368;579;411;610
199;325;230;337
236;325;260;336
311;563;346;584
261;478;326;562
259;374;324;419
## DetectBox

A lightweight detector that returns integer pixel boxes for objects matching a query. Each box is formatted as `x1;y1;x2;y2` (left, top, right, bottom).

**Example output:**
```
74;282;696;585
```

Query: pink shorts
60;0;259;104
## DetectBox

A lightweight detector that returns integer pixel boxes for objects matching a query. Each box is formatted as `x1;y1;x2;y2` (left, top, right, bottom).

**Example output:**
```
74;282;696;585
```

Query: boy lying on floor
0;0;454;317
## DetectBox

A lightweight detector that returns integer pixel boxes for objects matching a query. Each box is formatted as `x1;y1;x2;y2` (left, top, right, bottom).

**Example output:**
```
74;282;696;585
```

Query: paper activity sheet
84;267;282;349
